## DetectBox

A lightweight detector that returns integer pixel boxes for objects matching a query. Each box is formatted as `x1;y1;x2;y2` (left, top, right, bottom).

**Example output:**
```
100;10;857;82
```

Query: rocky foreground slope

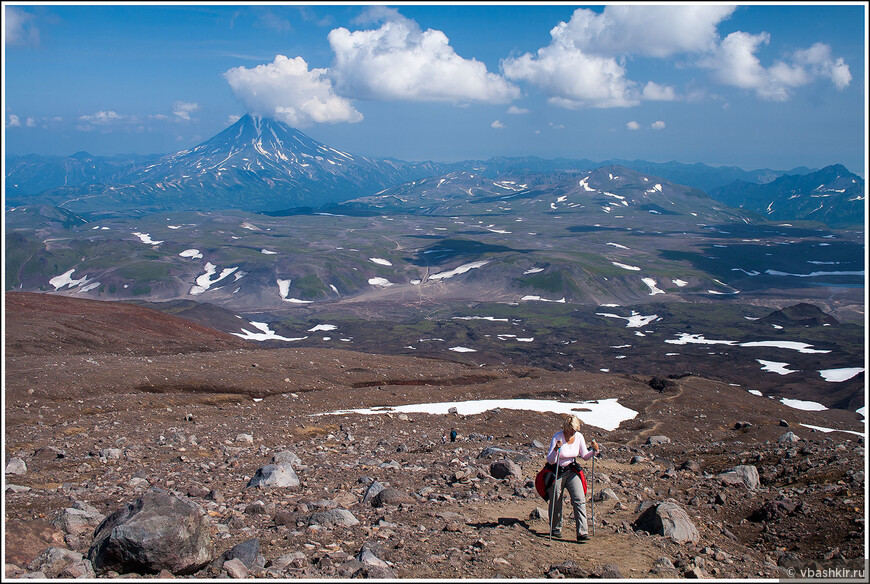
3;293;866;579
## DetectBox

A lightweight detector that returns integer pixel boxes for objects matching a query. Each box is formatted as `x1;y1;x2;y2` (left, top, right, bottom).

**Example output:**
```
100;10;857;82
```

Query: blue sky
3;2;867;175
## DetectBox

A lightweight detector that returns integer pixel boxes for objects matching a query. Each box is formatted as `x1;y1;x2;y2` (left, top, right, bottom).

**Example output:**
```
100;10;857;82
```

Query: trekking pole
590;448;595;537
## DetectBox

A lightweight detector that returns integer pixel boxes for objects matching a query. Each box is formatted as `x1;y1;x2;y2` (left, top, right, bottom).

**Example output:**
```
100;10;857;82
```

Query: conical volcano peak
116;111;441;211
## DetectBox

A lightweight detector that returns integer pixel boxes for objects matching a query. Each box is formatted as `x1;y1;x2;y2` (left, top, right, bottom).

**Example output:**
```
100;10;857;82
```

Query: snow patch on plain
320;398;637;431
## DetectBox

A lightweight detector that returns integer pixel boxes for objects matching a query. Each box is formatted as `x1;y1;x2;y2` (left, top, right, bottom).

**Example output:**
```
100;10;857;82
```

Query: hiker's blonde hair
562;415;582;434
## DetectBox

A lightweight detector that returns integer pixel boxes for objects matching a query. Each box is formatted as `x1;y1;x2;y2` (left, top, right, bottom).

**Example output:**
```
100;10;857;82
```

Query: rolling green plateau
5;170;864;417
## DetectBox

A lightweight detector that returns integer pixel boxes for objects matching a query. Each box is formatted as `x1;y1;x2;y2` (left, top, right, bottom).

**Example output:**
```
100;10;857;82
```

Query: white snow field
321;398;638;431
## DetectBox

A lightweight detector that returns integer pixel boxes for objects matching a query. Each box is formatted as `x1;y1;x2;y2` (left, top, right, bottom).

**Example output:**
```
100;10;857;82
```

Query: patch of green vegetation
515;269;582;298
116;262;170;281
292;274;327;299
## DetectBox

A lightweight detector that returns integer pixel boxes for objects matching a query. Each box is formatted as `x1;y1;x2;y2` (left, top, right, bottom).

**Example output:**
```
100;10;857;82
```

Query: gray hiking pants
548;468;587;537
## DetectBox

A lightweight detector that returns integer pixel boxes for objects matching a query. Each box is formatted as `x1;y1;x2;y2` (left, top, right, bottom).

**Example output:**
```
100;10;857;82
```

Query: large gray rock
214;538;265;571
371;488;413;508
270;450;301;466
594;488;620;502
362;480;386;504
5;457;27;475
87;489;214;575
308;509;360;528
490;459;522;480
53;506;106;537
778;432;800;444
246;463;300;488
632;501;699;544
645;436;671;445
718;465;760;490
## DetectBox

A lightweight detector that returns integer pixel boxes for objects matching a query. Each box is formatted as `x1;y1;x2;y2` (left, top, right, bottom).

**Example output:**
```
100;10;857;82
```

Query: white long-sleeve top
546;430;593;467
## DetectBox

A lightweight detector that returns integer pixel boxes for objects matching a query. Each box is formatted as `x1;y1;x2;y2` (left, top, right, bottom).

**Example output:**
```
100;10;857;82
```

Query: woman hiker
546;414;599;542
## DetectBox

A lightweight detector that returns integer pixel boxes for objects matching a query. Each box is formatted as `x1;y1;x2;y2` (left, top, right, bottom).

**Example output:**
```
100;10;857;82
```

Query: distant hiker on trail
545;414;599;542
450;429;457;442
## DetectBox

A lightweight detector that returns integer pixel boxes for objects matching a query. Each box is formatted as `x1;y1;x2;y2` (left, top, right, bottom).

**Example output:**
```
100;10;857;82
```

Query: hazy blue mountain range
5;115;443;214
5;151;161;198
708;164;865;228
4;114;863;228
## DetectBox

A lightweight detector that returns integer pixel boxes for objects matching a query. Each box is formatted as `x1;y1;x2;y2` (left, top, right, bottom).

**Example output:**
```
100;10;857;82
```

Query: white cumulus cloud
491;120;505;129
550;4;734;58
223;54;363;127
328;13;519;104
504;43;638;109
507;105;530;114
651;120;666;130
698;33;851;100
642;81;676;101
502;4;848;108
5;6;40;46
172;101;199;121
6;114;22;127
626;120;640;130
78;110;126;125
503;5;734;109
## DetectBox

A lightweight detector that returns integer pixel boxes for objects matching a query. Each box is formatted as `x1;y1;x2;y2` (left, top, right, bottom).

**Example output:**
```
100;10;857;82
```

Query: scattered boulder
529;507;548;520
750;498;798;522
362;480;386;504
632;501;699;544
652;556;677;575
213;539;265;571
307;509;360;528
779;420;790;428
246;463;300;489
87;489;214;575
356;543;390;569
99;448;123;460
680;460;701;473
222;558;249;579
28;547;95;579
718;465;760;490
594;488;620;502
490;459;522;480
595;564;623;578
52;505;106;537
371;488;413;508
645;436;671;445
778;432;800;444
734;421;753;430
270;450;301;466
548;560;589;578
5;457;27;475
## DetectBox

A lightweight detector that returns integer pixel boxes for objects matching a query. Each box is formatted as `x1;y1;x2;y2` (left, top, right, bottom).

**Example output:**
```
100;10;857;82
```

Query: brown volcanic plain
3;292;866;579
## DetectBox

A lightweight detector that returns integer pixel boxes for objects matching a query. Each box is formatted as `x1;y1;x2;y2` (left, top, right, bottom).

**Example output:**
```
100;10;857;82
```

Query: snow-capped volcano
135;114;364;183
19;114;444;214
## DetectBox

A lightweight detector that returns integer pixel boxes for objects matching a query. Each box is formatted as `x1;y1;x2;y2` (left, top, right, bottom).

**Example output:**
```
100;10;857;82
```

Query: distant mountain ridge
708;164;865;228
5;115;443;214
4;114;863;227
